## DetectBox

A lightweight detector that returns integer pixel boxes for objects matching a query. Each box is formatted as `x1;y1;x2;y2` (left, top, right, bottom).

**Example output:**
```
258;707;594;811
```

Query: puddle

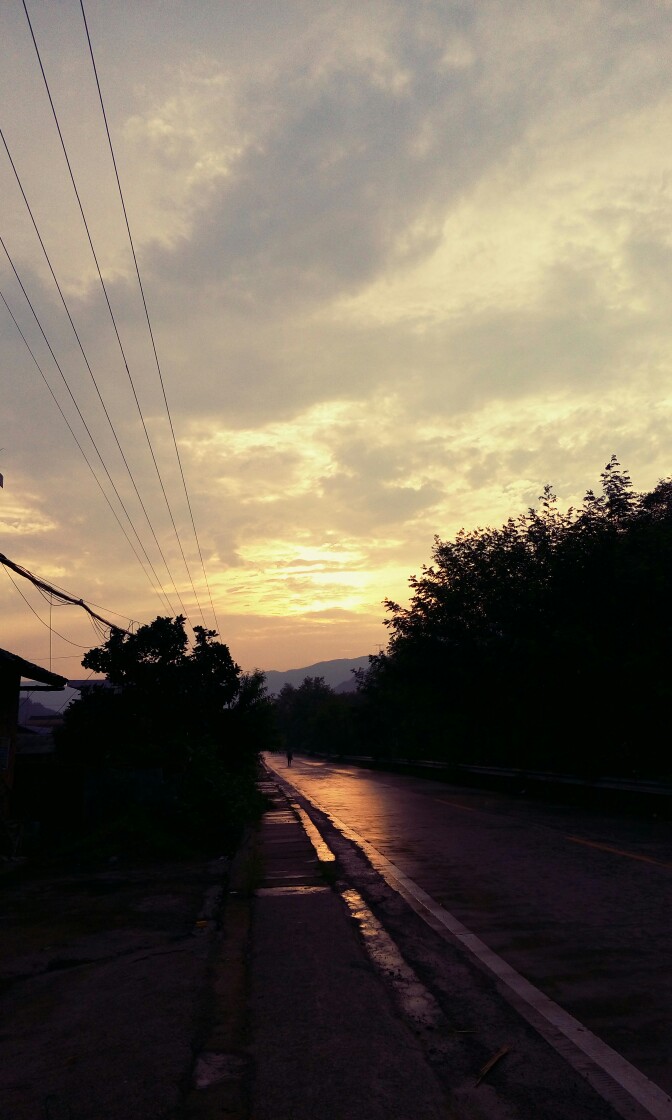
340;887;442;1031
293;805;336;863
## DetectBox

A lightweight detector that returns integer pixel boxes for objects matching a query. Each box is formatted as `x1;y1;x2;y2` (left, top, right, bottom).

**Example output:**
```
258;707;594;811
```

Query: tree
69;616;250;769
600;454;635;520
357;460;672;778
56;617;271;852
274;676;355;756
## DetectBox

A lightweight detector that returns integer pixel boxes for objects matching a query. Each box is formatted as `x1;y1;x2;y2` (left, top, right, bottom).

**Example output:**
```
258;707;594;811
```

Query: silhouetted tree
274;676;356;756
357;460;672;779
55;617;272;852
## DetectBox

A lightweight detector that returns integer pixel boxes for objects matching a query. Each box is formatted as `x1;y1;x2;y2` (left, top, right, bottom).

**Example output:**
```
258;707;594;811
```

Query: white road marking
265;756;672;1120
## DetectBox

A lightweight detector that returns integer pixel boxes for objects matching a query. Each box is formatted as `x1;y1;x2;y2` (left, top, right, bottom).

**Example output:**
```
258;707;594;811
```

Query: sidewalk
246;767;450;1119
187;765;451;1119
0;772;451;1120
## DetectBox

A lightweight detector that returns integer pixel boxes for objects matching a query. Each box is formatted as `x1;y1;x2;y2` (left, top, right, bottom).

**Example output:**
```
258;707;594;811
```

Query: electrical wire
33;576;137;631
28;560;135;630
0;126;190;621
0;273;175;615
1;283;171;613
21;0;206;627
3;564;95;648
0;551;130;634
79;0;221;634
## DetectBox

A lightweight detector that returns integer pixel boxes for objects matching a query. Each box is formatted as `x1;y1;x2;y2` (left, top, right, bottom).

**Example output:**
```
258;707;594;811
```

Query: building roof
0;647;68;690
67;678;109;690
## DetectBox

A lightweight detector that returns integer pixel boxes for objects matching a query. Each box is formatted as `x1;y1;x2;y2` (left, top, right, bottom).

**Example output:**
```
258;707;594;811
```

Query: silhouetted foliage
55;617;274;853
357;460;672;779
273;676;358;756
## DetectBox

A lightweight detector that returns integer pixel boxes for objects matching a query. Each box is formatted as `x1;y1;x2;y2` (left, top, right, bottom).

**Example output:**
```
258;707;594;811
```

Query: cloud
145;8;533;304
3;1;672;677
142;0;672;311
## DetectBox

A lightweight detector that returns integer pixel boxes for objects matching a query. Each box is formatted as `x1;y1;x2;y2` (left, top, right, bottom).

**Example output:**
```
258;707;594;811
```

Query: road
265;753;672;1109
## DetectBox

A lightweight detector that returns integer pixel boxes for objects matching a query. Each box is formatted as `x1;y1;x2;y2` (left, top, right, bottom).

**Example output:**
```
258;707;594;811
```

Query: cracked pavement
0;859;226;1119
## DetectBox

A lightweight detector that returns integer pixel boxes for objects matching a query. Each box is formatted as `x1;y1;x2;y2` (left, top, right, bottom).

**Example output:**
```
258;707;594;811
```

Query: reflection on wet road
266;753;672;1099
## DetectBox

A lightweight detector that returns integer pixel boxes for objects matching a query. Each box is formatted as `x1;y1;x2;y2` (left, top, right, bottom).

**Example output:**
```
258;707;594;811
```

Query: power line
21;0;206;627
31;574;137;626
34;580;120;645
0;128;189;620
0;270;173;613
79;0;221;634
1;551;130;634
3;565;93;649
0;251;176;615
1;287;175;613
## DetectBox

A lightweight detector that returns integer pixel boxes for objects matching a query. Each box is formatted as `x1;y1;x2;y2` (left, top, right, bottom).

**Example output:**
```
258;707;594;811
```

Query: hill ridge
262;655;372;695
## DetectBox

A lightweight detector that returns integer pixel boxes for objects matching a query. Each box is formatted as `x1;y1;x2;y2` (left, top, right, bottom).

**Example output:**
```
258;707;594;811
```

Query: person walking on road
286;747;294;767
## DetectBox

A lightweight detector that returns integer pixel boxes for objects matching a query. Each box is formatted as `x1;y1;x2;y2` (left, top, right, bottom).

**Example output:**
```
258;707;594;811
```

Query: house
1;648;67;849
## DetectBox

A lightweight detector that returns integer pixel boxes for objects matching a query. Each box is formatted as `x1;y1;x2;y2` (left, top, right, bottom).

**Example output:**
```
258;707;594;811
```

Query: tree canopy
56;617;273;853
356;459;672;779
273;676;355;756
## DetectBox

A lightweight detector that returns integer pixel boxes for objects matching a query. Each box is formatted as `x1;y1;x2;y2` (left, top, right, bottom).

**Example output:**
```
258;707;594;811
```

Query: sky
2;0;672;680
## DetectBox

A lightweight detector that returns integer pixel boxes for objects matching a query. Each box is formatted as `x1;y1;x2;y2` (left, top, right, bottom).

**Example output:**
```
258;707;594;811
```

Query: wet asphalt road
269;754;672;1099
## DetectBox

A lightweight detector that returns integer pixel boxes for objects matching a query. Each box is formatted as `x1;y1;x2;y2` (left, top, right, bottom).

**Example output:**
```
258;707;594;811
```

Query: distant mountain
20;685;80;713
262;656;372;696
18;697;61;723
22;662;374;707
